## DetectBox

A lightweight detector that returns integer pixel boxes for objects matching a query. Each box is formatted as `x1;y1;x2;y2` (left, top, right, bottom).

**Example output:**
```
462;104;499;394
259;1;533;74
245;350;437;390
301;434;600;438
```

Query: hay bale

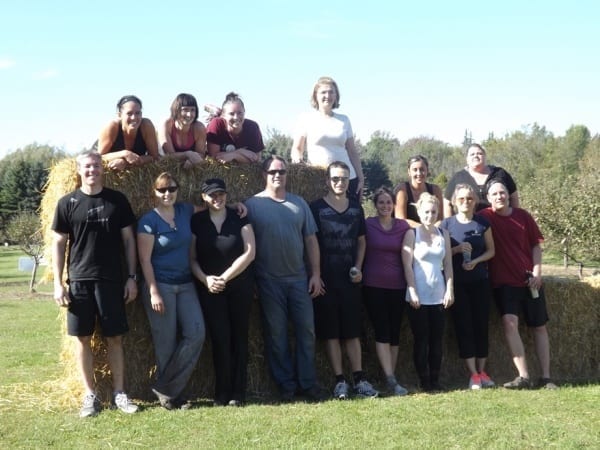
41;160;600;405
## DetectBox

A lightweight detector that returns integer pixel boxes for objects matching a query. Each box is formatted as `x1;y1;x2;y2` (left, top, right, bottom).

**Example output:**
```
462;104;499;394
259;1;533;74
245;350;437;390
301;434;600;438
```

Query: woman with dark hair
190;178;256;406
206;92;264;164
291;76;364;200
137;172;205;410
441;184;495;389
395;155;444;227
443;143;519;217
159;93;207;168
98;95;159;170
362;186;411;395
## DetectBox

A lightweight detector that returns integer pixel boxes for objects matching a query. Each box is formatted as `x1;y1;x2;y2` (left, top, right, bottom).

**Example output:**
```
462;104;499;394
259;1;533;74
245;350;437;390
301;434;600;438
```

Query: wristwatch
128;274;138;282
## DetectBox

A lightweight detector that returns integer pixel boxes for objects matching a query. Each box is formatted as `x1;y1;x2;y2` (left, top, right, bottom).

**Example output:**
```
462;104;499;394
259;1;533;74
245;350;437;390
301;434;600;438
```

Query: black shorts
493;285;549;327
313;283;362;340
67;280;129;337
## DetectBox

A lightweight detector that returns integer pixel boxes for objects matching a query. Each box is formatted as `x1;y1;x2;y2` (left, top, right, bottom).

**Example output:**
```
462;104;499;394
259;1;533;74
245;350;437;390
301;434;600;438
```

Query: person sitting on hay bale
206;92;264;164
245;156;328;402
137;172;206;410
310;161;378;399
480;180;557;390
98;95;159;171
52;151;139;417
159;93;207;169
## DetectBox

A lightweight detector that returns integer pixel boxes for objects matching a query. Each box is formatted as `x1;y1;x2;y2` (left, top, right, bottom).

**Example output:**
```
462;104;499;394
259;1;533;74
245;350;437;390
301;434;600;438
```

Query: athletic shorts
67;280;129;337
313;283;362;340
493;285;549;327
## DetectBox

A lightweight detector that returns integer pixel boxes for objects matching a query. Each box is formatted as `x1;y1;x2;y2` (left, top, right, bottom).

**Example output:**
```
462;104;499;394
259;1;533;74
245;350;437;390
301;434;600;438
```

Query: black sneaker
503;376;530;389
301;385;329;402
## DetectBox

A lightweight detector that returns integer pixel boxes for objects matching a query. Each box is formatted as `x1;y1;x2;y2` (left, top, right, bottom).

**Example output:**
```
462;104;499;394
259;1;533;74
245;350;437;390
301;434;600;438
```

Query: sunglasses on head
266;169;287;176
156;186;178;193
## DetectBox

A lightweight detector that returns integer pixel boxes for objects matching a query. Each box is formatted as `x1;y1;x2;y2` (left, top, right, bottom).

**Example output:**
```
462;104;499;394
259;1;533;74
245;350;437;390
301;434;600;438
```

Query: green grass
0;248;599;449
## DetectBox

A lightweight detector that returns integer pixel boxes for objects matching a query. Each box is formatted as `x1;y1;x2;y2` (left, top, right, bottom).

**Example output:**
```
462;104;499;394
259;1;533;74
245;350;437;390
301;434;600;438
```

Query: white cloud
0;58;16;69
31;68;59;80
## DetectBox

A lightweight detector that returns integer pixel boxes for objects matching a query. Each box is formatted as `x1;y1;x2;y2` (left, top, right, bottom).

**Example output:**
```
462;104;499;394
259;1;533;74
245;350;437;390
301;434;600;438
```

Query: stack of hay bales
40;158;600;406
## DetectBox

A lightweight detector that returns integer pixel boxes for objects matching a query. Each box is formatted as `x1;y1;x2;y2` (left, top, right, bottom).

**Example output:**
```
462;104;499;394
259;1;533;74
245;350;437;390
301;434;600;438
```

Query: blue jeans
257;277;317;393
142;281;205;400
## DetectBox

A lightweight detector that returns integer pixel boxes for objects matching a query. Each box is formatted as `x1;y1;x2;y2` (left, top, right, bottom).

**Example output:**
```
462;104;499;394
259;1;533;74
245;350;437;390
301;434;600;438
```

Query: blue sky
1;1;598;159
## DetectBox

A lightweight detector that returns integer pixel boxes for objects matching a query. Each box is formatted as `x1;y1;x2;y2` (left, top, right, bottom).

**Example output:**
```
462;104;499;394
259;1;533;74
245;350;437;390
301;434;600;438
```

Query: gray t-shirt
245;192;317;281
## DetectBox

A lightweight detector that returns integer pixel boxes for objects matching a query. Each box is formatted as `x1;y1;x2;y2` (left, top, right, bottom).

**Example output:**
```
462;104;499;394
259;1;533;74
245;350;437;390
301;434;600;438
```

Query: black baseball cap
201;178;227;195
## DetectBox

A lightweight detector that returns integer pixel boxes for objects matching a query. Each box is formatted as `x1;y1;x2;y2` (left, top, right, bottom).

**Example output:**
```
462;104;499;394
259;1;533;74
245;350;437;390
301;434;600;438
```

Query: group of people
51;76;555;418
391;145;554;392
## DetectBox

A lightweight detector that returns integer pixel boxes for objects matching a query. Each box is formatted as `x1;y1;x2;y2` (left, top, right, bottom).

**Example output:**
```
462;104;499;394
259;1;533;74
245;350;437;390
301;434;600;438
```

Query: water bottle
526;271;539;299
349;267;360;280
462;248;471;263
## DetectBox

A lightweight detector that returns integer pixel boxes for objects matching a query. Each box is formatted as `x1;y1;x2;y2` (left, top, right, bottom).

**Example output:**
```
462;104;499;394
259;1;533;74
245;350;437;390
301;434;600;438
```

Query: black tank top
110;126;148;156
405;181;434;223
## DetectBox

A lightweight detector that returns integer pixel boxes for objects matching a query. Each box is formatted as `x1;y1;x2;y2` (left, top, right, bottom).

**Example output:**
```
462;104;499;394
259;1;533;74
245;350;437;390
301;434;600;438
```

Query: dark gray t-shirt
245;192;317;281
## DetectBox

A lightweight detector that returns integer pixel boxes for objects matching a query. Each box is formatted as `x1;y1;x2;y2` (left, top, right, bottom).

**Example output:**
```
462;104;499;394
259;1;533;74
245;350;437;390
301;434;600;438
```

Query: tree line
1;123;598;266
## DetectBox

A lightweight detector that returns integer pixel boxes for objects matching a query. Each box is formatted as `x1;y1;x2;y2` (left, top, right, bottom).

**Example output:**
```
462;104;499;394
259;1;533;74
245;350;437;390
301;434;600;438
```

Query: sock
352;371;365;385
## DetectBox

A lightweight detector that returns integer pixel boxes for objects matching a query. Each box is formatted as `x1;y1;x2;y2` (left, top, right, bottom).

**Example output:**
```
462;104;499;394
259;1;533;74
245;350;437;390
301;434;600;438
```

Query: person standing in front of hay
52;150;139;418
137;172;206;410
190;178;255;407
206;92;264;164
291;76;364;201
245;156;328;402
159;93;207;168
98;95;159;171
402;193;454;391
362;187;411;396
443;143;519;218
395;155;444;227
479;180;556;390
310;162;378;400
441;184;496;390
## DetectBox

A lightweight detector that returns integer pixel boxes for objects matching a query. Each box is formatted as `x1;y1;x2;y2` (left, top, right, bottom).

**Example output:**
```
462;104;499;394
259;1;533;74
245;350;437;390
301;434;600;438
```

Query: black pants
199;273;254;403
407;304;445;384
451;279;491;359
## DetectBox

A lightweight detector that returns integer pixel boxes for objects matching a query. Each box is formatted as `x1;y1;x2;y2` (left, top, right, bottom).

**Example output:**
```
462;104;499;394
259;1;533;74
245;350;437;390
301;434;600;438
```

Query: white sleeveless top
411;227;446;305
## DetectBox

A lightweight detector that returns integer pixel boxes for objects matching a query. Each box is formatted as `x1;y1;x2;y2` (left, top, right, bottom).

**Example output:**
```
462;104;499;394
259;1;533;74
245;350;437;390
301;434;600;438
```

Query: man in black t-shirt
310;161;378;400
52;151;139;417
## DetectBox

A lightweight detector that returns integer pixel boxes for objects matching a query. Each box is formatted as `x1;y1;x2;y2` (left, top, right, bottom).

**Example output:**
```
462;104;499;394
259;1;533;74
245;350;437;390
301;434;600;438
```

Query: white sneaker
79;393;101;418
113;392;138;414
469;374;482;390
333;380;349;400
354;380;378;398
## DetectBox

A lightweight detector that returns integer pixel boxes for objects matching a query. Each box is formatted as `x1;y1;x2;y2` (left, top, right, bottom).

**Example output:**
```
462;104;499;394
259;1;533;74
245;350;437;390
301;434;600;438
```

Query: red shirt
479;207;544;287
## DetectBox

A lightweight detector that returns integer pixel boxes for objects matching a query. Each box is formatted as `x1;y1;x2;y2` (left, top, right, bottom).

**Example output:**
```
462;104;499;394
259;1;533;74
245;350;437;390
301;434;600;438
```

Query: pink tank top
170;125;196;152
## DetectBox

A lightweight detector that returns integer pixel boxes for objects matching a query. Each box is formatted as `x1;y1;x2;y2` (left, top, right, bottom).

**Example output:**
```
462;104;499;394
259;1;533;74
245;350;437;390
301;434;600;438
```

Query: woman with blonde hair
402;193;454;391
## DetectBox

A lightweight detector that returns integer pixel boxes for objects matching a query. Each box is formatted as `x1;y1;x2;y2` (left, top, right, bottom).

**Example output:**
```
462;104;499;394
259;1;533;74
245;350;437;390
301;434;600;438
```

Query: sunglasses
266;169;287;176
330;176;349;183
156;186;178;193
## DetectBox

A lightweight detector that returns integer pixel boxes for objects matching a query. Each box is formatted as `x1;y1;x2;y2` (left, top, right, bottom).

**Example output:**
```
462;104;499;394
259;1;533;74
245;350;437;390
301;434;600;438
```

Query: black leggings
407;304;445;383
451;279;491;359
199;273;254;403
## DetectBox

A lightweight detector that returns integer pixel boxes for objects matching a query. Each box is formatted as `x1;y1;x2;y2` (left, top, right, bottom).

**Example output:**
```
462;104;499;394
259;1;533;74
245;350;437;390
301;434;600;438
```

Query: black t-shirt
310;197;366;287
191;208;251;277
444;166;517;211
52;188;136;282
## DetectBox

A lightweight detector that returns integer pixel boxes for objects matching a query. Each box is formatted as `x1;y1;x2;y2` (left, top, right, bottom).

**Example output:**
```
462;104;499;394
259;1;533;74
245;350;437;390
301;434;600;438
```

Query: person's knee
502;315;519;333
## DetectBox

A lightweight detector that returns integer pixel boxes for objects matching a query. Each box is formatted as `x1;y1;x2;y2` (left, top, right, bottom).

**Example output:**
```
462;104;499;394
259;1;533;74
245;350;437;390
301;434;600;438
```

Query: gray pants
142;281;205;400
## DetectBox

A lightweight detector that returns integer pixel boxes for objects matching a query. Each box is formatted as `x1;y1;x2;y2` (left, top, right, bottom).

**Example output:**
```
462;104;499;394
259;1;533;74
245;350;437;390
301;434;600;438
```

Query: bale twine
40;159;600;406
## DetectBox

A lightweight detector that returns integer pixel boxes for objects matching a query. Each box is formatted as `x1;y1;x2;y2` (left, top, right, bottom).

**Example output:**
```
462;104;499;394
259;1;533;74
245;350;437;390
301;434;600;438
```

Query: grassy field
0;247;599;449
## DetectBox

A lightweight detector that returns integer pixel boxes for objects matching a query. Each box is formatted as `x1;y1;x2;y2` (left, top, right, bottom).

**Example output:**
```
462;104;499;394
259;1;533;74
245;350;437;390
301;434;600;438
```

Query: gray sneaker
354;380;379;398
333;380;349;400
391;383;408;396
113;392;139;414
79;393;101;418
